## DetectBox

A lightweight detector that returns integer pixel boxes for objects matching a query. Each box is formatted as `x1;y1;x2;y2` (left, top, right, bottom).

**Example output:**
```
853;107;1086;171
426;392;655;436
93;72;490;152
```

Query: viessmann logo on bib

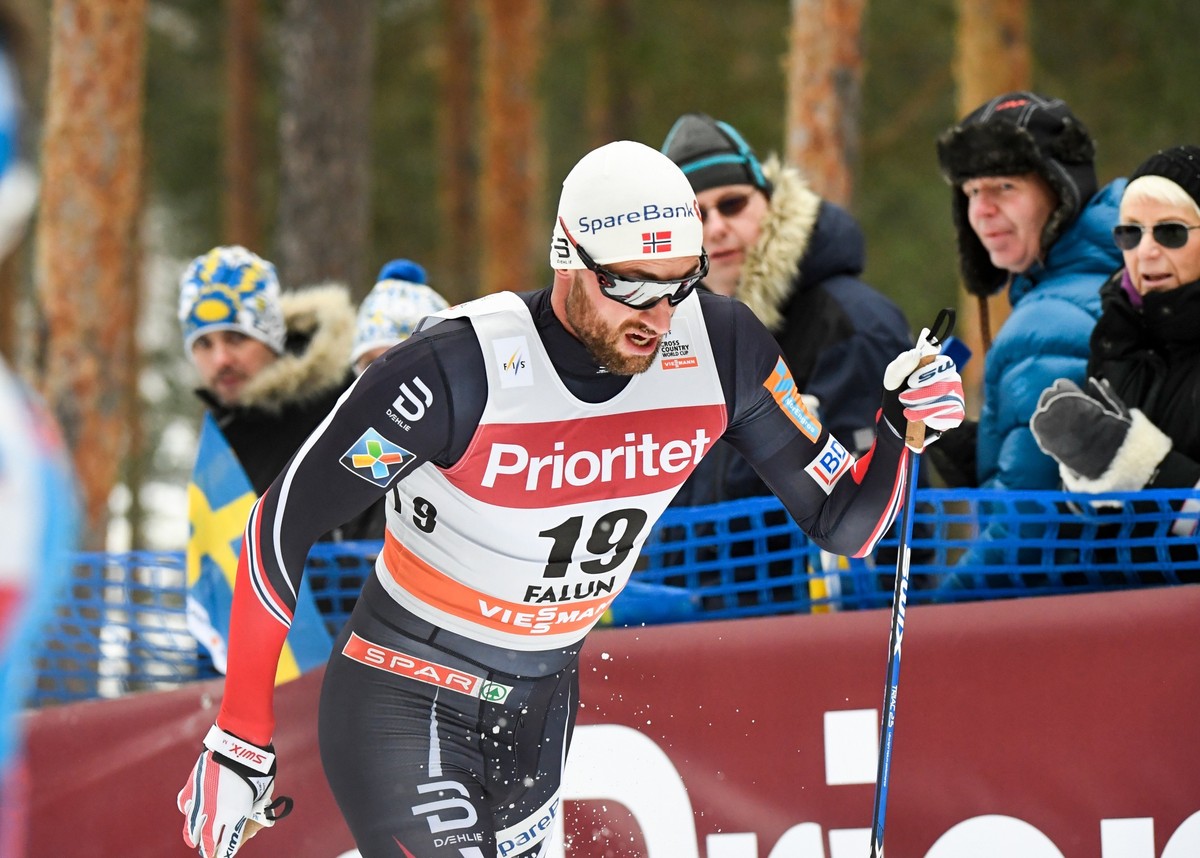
659;317;698;371
447;406;726;508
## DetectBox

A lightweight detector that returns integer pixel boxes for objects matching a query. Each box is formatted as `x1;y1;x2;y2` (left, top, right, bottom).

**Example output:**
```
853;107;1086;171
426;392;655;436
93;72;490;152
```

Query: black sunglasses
1112;221;1200;251
560;220;708;310
698;193;753;223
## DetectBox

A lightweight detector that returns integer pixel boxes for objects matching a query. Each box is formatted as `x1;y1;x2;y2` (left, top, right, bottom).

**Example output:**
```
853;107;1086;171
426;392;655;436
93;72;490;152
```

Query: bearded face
564;272;662;375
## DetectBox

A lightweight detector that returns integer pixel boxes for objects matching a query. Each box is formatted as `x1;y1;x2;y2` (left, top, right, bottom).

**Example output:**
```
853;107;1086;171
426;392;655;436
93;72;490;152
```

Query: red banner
26;586;1200;856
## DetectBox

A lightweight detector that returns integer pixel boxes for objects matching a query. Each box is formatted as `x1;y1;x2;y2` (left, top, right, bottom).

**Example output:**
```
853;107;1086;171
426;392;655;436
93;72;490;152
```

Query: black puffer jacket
1089;271;1200;489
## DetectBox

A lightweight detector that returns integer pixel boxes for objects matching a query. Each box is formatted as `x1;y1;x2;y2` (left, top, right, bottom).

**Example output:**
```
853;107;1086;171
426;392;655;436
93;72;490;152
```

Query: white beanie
550;140;703;269
351;266;449;366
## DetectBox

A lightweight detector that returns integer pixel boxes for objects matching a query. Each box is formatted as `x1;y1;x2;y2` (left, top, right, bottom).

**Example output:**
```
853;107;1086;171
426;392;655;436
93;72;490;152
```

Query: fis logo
806;435;852;494
492;336;533;388
340;428;416;487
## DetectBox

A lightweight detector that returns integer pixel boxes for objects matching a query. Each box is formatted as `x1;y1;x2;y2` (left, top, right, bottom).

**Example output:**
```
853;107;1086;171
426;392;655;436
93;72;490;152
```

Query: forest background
4;0;1200;549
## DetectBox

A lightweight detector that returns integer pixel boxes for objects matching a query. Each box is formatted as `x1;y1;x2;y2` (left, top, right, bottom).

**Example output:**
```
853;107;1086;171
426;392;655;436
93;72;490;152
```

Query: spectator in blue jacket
928;92;1125;493
661;112;915;505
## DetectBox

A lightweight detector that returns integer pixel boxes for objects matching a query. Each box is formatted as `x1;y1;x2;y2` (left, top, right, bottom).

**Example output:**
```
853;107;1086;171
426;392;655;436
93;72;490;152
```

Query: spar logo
341;632;514;702
448;407;725;508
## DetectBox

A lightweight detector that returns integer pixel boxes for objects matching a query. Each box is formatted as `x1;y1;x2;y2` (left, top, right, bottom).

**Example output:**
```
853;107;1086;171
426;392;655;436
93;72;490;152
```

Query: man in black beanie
661;112;914;504
929;92;1125;501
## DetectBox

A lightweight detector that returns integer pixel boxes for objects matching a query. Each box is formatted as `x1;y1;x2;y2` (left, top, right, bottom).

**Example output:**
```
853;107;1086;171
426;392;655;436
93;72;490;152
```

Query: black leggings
318;578;579;857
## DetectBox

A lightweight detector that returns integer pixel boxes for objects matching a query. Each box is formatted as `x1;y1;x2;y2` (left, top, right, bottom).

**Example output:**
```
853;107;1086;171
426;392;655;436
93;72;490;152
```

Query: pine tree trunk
436;0;476;304
478;0;544;298
953;0;1029;411
0;251;15;362
37;0;146;549
786;0;866;209
276;0;375;291
586;0;634;147
223;0;261;251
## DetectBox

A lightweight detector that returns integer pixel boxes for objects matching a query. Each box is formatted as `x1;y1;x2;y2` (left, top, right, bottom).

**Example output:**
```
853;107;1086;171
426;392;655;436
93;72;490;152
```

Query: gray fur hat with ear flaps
936;92;1098;296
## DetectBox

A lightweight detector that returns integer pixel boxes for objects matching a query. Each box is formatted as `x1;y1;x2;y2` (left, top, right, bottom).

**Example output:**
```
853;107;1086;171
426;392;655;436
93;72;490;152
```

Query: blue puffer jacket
976;179;1127;489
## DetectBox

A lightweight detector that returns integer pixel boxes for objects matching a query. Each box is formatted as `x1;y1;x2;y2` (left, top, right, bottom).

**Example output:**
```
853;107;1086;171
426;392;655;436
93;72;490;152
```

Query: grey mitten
1030;377;1171;492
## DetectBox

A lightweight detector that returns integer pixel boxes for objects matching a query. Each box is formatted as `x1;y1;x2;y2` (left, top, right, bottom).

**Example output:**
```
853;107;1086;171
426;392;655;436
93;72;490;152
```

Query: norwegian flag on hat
642;231;672;254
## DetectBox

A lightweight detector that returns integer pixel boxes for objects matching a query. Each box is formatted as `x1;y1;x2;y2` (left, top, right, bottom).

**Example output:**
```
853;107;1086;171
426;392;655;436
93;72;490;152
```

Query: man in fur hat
661;112;914;504
930;92;1125;492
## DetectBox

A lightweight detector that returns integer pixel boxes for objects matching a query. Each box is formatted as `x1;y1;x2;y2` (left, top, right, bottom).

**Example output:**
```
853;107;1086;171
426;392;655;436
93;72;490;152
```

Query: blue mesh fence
30;488;1200;707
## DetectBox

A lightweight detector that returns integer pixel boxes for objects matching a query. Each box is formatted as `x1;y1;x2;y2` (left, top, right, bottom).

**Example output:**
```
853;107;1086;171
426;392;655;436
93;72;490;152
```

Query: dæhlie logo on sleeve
492;336;532;388
340;427;416;487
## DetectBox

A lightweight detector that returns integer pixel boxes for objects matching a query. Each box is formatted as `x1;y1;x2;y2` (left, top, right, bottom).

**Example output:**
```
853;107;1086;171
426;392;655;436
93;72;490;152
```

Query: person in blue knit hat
350;259;449;374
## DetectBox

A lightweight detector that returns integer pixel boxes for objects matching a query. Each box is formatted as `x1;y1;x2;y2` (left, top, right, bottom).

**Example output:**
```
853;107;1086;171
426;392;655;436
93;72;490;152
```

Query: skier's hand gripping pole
869;308;958;858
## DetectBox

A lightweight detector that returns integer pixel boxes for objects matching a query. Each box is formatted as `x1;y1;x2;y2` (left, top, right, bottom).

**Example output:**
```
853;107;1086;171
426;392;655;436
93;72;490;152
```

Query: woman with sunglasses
1031;145;1200;506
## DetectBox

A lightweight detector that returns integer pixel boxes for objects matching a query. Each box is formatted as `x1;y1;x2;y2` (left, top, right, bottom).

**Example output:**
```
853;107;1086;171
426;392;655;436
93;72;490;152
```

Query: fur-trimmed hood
737;156;864;332
230;282;356;413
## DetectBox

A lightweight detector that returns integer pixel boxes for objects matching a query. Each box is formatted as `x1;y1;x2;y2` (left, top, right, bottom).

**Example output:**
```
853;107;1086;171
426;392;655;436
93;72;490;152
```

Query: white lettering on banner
480;430;713;491
538;725;1200;858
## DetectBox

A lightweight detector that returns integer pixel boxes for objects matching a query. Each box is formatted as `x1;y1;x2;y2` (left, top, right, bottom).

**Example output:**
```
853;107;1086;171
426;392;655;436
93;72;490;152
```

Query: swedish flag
186;413;332;684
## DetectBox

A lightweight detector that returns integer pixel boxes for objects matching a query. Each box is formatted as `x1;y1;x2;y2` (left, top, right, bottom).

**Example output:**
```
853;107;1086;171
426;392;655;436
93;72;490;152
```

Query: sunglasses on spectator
560;220;708;309
1112;221;1200;251
698;193;753;223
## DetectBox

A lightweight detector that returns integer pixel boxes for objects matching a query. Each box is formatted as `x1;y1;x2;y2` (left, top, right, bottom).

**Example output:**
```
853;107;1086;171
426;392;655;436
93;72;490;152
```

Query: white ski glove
882;327;966;451
178;725;292;857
